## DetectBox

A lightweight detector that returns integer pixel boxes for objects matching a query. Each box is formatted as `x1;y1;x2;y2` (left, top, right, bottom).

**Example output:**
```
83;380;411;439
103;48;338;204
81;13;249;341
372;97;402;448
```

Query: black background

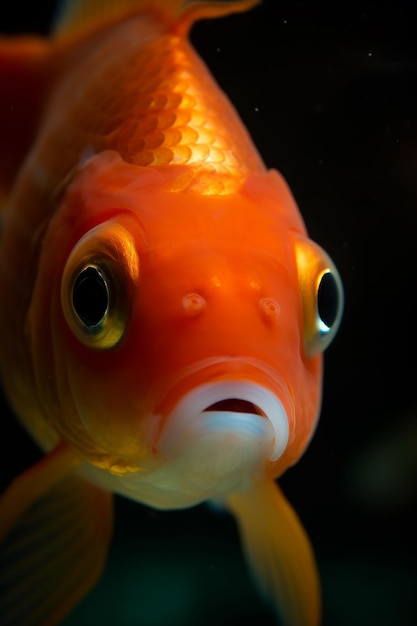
1;1;416;624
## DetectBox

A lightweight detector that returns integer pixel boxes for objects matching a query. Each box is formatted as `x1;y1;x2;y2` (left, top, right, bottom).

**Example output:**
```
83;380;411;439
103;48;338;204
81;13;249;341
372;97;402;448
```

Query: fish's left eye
61;221;139;349
317;270;340;331
294;235;344;358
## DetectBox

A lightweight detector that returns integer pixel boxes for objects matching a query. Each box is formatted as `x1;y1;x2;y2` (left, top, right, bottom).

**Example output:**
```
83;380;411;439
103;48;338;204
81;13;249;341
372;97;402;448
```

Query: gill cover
294;235;344;358
61;221;140;349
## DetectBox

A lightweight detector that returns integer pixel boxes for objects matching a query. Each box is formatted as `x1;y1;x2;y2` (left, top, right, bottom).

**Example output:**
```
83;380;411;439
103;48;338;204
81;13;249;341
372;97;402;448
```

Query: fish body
0;1;343;624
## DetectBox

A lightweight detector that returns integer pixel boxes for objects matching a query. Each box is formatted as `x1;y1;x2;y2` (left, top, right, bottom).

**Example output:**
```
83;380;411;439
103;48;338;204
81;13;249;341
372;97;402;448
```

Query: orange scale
162;127;182;148
189;109;207;127
143;129;165;150
188;143;210;163
194;126;215;145
177;125;199;145
130;150;154;166
159;91;183;110
207;146;226;164
172;108;192;127
151;145;175;165
177;90;197;111
125;135;146;157
136;115;159;136
171;144;192;164
156;109;177;131
148;92;170;110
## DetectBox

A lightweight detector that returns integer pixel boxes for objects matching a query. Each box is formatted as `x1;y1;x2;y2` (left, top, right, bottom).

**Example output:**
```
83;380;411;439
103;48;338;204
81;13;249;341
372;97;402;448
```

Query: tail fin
54;0;260;39
227;480;321;626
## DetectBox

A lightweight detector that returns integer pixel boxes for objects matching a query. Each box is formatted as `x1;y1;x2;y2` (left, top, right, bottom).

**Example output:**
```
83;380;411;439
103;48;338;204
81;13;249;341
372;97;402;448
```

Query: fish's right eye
61;221;139;349
72;265;109;328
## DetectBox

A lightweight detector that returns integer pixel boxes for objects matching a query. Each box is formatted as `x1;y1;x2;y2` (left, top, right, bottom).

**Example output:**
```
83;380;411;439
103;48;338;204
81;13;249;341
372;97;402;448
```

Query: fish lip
157;380;291;463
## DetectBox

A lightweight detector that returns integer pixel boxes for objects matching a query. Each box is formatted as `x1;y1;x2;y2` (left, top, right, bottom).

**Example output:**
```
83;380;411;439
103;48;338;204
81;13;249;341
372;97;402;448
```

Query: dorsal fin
54;0;260;39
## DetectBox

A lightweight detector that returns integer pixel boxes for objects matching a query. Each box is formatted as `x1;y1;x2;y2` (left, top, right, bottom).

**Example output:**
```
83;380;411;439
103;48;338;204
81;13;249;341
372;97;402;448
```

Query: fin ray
227;480;321;626
0;442;79;542
0;473;113;626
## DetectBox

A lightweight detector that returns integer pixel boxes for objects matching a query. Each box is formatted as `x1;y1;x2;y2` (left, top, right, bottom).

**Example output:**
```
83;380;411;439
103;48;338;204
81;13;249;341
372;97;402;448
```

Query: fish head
28;152;343;506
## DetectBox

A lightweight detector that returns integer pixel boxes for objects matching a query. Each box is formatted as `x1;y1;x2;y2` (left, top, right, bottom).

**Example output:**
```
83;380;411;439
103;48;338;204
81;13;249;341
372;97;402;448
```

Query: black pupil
72;267;109;327
317;272;339;328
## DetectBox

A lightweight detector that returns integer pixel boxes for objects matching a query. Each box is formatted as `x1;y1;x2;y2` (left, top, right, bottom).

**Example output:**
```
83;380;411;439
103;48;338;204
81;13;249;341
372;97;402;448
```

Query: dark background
1;1;416;624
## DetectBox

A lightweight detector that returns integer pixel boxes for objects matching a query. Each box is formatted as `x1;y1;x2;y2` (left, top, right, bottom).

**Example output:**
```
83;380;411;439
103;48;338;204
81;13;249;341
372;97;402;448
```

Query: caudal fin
227;480;321;626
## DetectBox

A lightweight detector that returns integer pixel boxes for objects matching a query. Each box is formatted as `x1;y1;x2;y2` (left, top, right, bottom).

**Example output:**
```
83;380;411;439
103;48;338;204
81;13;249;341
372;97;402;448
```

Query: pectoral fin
227;480;321;626
0;446;113;625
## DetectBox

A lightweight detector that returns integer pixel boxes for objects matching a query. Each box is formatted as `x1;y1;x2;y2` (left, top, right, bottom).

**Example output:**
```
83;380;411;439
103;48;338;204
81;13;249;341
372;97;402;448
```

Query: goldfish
0;0;343;624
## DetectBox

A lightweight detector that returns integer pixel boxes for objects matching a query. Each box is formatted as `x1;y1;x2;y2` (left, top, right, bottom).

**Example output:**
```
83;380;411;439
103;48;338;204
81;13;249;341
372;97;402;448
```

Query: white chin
81;382;290;510
142;382;289;508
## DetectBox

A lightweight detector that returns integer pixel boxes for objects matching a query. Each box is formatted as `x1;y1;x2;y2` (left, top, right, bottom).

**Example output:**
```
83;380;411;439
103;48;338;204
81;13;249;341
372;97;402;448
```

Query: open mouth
159;381;290;462
203;399;267;416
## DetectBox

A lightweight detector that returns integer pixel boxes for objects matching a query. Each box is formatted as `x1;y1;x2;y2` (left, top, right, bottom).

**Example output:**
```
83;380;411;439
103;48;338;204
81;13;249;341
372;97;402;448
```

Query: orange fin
0;35;51;201
0;442;80;542
227;480;321;626
0;471;113;625
54;0;260;39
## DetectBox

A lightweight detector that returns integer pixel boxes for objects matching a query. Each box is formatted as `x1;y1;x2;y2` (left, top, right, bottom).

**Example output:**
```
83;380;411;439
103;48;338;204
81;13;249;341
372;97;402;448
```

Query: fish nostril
182;293;206;316
259;297;280;321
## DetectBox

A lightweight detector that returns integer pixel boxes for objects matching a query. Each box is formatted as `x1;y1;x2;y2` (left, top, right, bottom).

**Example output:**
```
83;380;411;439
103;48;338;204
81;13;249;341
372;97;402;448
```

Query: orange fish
0;1;343;624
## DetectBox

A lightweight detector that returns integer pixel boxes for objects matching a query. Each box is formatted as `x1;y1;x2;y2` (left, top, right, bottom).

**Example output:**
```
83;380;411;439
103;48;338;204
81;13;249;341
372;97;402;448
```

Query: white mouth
159;381;289;462
78;380;290;510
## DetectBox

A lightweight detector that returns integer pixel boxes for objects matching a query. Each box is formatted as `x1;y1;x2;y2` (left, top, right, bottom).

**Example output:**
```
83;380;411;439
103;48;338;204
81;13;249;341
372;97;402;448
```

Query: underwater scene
1;1;416;625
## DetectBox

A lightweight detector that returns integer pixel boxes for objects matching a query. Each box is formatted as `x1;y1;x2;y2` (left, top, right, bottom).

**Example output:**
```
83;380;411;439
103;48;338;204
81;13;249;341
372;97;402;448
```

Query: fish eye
294;235;344;358
72;265;109;328
61;221;140;349
317;271;339;331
